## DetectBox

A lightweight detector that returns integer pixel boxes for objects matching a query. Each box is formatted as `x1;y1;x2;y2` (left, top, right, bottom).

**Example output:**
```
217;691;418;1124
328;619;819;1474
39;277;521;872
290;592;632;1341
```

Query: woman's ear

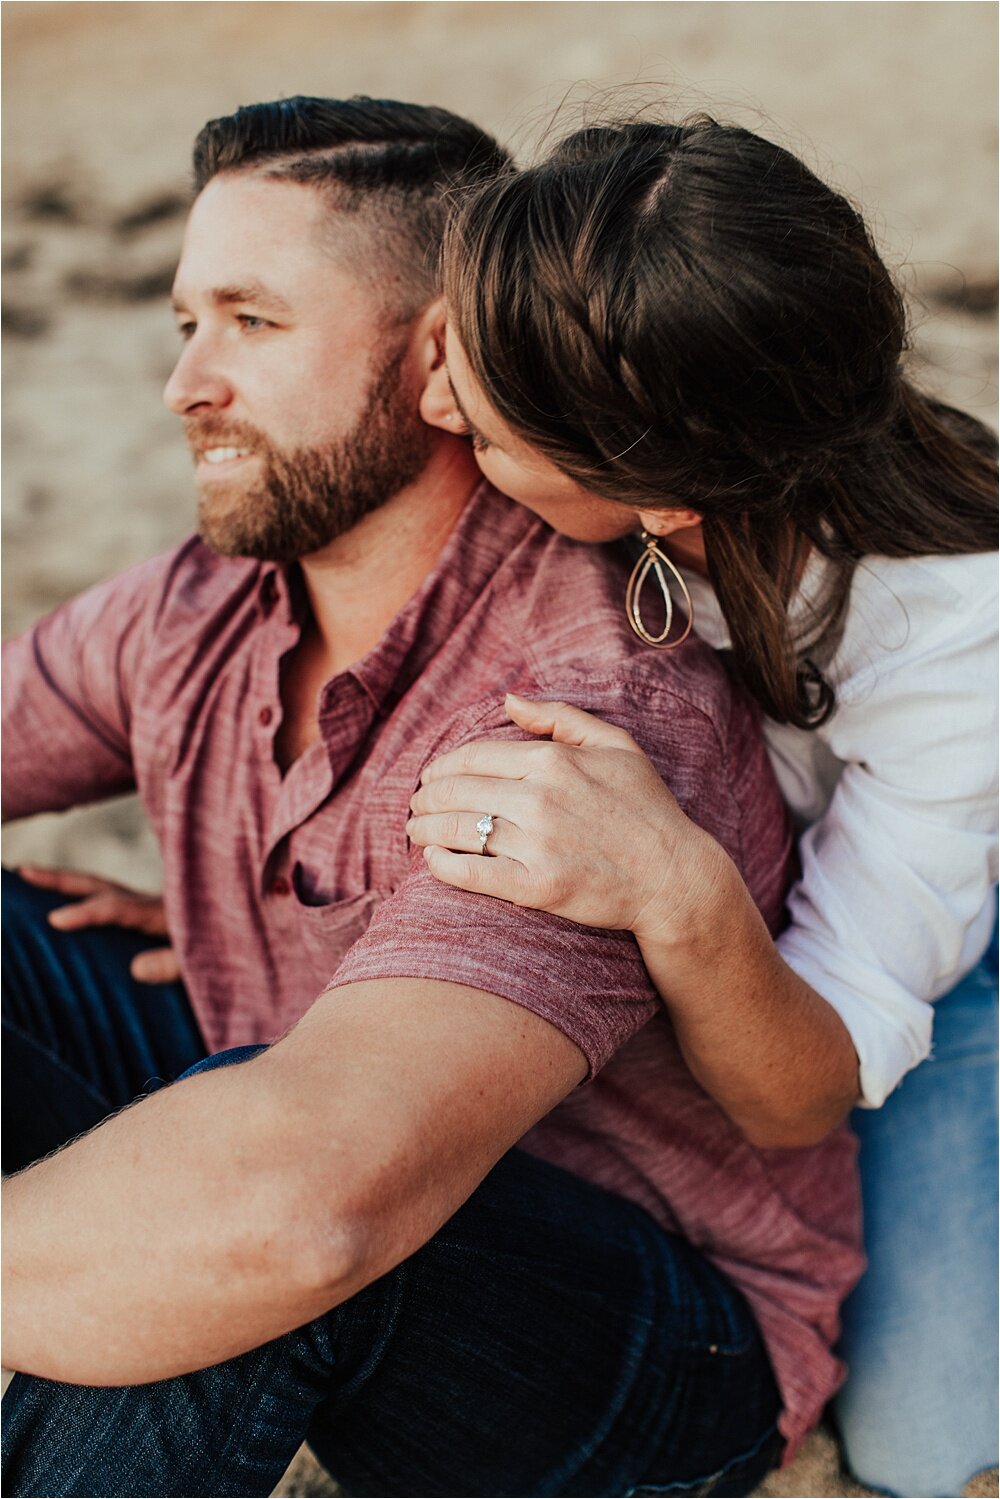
638;507;703;537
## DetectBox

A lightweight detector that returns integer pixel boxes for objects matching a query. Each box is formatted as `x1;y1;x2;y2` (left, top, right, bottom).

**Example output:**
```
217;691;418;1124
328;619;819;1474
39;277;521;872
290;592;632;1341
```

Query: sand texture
2;5;996;1497
270;1425;1000;1498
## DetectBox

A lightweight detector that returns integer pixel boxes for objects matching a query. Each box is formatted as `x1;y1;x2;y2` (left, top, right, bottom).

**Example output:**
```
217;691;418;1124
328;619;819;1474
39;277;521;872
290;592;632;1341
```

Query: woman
410;115;999;1498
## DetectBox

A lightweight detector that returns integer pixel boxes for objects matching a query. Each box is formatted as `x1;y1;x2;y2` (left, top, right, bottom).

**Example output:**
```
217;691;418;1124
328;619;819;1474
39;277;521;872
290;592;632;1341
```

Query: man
1;97;859;1496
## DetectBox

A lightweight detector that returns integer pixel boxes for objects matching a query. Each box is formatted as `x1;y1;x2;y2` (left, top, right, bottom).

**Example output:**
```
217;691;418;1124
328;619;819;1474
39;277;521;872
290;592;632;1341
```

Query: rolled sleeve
328;853;658;1078
776;561;998;1106
778;918;934;1110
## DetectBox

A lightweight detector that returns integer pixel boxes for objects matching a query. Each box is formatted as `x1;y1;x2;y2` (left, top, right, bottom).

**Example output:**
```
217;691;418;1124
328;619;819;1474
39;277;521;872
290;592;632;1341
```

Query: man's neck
298;441;481;679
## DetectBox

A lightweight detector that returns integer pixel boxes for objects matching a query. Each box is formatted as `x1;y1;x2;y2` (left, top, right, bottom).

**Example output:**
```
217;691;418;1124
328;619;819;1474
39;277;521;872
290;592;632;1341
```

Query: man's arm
1;554;172;823
2;976;585;1386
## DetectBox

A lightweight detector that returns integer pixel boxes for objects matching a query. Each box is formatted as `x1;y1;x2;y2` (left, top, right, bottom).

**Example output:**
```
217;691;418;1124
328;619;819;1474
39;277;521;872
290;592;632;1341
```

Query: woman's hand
410;694;859;1144
18;865;181;984
407;693;726;941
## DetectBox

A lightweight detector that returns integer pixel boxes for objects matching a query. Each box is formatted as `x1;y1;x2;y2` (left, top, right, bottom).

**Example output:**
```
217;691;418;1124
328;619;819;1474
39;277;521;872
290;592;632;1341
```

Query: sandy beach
2;4;996;1494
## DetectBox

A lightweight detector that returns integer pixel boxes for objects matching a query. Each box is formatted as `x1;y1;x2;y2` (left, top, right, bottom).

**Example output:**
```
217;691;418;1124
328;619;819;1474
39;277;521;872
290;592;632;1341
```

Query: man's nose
163;340;233;416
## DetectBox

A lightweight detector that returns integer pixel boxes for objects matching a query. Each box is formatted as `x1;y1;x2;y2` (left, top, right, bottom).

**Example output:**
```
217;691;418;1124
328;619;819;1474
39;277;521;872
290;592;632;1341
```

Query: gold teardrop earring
625;531;695;649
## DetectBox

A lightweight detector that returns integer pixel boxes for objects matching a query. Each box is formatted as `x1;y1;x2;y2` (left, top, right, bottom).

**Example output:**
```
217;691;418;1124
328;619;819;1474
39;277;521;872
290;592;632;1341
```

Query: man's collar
342;481;538;718
256;482;541;718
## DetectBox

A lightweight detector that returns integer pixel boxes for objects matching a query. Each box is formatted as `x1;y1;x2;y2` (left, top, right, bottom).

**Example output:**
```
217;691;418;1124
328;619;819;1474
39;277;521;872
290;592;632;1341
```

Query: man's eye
176;321;196;341
237;314;271;332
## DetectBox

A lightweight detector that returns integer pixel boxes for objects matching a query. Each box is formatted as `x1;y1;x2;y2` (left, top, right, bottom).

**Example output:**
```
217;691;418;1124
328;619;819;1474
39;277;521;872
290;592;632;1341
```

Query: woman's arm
632;851;860;1145
408;693;859;1147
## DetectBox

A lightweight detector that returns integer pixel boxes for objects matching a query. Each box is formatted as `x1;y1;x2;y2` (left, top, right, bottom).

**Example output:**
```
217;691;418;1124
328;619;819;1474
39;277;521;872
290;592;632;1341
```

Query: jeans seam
333;1256;411;1406
623;1421;781;1496
541;1213;661;1493
1;1016;117;1122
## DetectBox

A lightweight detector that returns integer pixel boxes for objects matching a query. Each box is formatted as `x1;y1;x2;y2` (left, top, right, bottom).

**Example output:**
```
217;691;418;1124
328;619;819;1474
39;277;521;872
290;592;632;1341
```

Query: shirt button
270;875;291;896
258;706;273;727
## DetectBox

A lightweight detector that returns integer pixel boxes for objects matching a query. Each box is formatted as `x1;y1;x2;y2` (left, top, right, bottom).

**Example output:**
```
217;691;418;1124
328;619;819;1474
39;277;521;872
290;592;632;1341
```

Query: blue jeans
835;923;1000;1498
1;870;782;1497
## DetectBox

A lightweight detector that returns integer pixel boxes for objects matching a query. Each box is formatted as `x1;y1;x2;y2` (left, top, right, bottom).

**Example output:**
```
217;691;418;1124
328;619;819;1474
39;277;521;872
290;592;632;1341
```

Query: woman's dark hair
444;116;997;728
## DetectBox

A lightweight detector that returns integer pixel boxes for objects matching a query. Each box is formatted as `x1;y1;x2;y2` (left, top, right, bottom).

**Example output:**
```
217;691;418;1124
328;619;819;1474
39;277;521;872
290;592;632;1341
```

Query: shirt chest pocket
284;874;389;992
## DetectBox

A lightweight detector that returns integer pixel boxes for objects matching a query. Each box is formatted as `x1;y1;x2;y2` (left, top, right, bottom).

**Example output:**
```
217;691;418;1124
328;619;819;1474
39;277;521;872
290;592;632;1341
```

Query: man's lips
201;445;251;464
193;445;257;472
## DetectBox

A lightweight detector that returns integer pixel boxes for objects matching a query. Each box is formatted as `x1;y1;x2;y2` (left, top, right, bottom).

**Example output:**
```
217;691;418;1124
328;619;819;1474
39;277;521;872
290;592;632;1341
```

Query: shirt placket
260;674;378;903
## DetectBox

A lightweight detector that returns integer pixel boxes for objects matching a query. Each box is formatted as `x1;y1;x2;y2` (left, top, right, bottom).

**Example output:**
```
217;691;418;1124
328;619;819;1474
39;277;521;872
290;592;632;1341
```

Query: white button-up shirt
682;549;998;1106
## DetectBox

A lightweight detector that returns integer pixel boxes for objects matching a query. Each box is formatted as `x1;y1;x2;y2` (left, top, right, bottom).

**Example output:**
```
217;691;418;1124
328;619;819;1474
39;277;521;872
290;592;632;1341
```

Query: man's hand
17;865;180;984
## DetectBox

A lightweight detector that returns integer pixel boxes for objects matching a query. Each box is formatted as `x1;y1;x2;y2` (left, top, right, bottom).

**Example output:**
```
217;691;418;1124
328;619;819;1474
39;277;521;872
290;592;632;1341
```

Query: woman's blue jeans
834;921;999;1498
1;870;783;1498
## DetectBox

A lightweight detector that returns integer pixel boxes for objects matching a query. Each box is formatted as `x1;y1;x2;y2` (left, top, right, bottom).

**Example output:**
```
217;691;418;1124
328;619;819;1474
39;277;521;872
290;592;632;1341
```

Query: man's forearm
2;977;584;1385
2;1051;362;1385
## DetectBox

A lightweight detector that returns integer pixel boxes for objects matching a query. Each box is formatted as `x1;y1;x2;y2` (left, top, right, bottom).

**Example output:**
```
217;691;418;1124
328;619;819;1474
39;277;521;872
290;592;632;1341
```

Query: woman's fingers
410;773;525;819
47;893;136;931
20;865;169;936
408;812;518;858
421;845;533;904
130;948;182;985
419;699;640;788
19;866;177;976
419;741;538;786
503;693;640;751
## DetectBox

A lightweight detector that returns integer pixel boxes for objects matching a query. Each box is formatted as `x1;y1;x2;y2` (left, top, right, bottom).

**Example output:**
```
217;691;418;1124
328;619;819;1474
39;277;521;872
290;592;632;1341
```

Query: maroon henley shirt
2;482;863;1459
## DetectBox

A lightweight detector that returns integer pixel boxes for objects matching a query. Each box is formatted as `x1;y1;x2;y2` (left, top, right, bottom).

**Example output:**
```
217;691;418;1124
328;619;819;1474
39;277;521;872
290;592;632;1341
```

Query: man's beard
187;340;434;564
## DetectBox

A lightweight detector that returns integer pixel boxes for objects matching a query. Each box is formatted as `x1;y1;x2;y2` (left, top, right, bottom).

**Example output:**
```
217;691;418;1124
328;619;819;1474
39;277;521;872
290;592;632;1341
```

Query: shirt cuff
777;933;934;1108
325;872;659;1082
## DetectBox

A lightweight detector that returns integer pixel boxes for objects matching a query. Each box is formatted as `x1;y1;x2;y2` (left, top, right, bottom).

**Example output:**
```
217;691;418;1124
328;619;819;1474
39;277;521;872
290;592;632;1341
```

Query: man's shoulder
143;535;266;621
49;535;263;631
493;518;741;743
437;513;770;815
442;501;789;922
35;537;272;703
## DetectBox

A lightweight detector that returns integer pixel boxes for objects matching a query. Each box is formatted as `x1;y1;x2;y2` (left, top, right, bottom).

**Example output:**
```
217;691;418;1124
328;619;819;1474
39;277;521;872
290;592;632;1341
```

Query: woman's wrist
632;828;750;968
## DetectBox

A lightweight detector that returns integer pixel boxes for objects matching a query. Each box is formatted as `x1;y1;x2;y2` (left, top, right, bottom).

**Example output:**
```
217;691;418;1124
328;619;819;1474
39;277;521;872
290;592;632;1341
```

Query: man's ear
638;507;703;537
413;298;455;431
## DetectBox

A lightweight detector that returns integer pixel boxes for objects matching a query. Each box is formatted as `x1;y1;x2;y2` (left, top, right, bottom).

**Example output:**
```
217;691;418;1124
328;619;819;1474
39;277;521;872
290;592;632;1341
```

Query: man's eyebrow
170;282;293;315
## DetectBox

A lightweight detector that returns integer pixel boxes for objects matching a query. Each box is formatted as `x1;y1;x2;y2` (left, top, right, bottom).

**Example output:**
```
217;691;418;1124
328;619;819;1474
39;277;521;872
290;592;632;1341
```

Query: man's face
165;173;434;561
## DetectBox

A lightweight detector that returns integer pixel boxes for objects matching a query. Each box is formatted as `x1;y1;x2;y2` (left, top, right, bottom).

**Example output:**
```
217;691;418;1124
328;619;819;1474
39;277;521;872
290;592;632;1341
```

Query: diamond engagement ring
476;813;495;855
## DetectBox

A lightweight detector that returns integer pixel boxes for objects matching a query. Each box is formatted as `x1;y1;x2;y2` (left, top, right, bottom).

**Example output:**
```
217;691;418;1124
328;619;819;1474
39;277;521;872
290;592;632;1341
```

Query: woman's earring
625;531;695;649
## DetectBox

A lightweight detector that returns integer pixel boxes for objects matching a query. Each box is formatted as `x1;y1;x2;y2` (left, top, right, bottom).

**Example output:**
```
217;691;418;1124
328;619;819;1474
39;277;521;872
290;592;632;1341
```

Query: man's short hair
192;95;512;315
